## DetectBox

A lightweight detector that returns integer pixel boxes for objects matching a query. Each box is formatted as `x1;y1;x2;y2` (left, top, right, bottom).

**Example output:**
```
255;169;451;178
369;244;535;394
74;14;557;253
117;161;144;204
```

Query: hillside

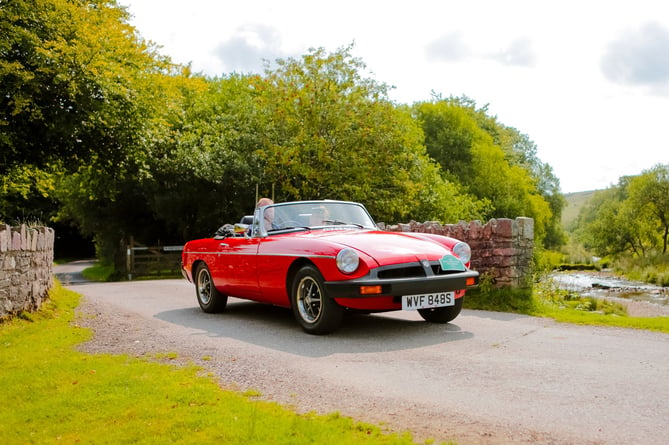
562;190;597;227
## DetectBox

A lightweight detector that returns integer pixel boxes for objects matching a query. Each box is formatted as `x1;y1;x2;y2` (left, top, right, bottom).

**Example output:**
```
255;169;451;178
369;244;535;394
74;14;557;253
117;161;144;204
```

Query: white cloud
492;37;537;67
426;32;471;62
600;21;669;95
214;24;287;73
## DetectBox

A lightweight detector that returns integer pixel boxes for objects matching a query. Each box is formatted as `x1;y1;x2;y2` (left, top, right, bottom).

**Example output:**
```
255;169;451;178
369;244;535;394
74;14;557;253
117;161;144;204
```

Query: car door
212;236;262;300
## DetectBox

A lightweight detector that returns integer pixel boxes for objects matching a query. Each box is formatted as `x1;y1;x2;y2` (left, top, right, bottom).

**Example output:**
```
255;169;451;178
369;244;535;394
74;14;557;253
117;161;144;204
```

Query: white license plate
402;292;455;310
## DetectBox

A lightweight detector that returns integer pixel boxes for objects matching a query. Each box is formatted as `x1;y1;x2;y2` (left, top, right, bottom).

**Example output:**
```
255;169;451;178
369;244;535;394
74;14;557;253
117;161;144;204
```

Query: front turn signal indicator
360;285;383;295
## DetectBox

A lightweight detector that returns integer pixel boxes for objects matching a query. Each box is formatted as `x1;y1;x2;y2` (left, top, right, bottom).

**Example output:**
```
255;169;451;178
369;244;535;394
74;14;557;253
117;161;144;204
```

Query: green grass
0;283;427;445
82;262;181;281
81;262;115;281
465;274;669;334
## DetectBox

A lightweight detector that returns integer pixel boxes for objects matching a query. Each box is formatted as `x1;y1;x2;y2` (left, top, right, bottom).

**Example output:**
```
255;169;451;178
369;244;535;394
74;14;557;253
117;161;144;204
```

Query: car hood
309;230;454;266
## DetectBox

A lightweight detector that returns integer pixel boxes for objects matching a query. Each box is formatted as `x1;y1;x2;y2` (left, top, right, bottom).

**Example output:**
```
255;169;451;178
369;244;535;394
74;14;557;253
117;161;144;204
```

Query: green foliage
256;47;487;223
1;0;191;265
81;263;115;282
0;0;171;174
0;282;423;444
414;97;565;248
464;274;536;313
0;164;58;223
533;248;565;273
576;165;669;258
142;74;263;239
612;254;669;287
626;164;669;254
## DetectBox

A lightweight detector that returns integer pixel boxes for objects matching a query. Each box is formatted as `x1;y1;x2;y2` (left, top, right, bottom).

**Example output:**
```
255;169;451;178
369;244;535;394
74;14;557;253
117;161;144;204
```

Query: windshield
258;201;376;235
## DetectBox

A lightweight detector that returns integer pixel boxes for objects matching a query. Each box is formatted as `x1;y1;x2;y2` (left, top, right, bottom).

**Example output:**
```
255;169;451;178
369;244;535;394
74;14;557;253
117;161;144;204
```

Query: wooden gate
126;238;183;280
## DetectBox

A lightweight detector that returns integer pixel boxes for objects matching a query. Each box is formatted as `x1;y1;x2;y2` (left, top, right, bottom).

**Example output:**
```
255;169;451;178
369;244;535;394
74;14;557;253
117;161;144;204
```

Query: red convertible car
182;200;479;334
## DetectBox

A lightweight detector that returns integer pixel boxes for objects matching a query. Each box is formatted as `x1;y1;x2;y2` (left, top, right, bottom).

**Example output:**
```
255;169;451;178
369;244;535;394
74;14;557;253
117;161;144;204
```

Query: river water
549;270;668;307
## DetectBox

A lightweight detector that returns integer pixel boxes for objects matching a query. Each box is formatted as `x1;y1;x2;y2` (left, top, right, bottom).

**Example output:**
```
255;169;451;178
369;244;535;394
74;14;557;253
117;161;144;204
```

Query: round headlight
452;242;471;264
336;248;359;274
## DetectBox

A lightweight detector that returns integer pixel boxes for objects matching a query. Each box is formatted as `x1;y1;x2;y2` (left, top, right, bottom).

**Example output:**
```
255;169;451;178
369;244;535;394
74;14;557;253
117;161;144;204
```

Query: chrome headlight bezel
336;247;359;274
452;242;472;264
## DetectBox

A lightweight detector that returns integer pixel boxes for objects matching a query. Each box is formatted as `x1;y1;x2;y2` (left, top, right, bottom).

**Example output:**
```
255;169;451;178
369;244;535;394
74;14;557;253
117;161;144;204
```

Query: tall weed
613;254;669;286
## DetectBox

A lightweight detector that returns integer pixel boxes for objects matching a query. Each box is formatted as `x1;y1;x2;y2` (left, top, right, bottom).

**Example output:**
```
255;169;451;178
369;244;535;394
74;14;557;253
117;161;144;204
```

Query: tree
0;0;187;269
0;0;171;173
577;179;658;257
627;164;669;253
1;0;182;264
141;74;266;240
414;100;477;184
255;46;486;223
414;98;558;245
0;165;56;224
500;128;566;248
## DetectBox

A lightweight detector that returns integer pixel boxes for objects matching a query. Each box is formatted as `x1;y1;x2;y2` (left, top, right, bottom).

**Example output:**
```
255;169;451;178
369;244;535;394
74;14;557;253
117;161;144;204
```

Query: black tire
194;263;228;313
291;265;343;335
418;297;463;323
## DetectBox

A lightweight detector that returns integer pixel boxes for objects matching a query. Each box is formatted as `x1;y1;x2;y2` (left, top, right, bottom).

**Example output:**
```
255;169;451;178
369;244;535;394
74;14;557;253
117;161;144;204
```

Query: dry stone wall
0;225;54;319
380;218;534;287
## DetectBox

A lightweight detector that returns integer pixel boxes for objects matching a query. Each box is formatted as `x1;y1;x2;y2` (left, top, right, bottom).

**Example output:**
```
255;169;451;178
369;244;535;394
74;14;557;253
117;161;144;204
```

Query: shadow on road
155;301;474;358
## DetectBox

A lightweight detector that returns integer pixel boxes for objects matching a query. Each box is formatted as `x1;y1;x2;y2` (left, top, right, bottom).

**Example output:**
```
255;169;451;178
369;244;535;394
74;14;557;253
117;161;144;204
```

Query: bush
534;249;564;273
464;273;536;313
612;254;669;286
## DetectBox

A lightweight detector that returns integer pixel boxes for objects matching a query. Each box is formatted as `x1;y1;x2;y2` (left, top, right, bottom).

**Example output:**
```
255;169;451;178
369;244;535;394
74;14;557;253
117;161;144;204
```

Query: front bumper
324;269;479;299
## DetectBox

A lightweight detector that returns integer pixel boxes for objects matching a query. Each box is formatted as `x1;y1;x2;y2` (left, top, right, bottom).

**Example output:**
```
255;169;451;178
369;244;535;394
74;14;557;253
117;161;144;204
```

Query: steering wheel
275;220;304;229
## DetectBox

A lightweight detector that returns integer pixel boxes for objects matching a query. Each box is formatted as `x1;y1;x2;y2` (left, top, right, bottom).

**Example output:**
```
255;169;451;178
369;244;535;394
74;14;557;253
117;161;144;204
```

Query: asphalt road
56;265;669;445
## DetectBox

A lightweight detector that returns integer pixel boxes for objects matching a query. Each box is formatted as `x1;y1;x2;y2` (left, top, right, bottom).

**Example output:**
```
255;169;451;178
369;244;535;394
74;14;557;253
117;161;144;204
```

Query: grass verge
0;283;426;445
81;262;115;282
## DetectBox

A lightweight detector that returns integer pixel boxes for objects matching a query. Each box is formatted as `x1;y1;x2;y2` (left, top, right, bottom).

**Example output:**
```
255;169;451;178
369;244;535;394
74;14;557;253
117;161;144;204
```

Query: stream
549;270;668;315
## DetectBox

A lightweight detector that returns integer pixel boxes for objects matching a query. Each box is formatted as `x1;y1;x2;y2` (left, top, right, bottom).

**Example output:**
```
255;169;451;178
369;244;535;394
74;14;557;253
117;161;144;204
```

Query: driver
309;206;329;226
255;197;274;231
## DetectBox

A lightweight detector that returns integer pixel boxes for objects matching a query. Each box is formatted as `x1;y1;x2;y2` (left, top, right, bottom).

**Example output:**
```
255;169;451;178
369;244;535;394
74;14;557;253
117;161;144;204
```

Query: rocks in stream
591;282;667;295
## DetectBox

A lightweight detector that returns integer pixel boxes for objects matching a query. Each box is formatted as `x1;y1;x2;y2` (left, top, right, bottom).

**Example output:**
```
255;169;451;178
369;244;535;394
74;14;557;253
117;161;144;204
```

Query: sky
119;0;669;193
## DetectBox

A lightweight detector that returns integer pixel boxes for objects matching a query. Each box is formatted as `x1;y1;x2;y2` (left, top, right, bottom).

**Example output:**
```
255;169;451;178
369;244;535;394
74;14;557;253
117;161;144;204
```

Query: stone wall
380;218;534;287
0;225;55;319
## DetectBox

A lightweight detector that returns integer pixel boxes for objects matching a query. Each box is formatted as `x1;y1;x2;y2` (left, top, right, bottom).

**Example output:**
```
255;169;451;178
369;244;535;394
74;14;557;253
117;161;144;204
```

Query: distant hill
562;190;597;227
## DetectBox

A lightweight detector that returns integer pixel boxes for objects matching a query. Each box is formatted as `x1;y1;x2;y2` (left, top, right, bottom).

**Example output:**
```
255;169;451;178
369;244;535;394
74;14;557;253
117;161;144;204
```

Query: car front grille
377;265;425;279
376;261;461;279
